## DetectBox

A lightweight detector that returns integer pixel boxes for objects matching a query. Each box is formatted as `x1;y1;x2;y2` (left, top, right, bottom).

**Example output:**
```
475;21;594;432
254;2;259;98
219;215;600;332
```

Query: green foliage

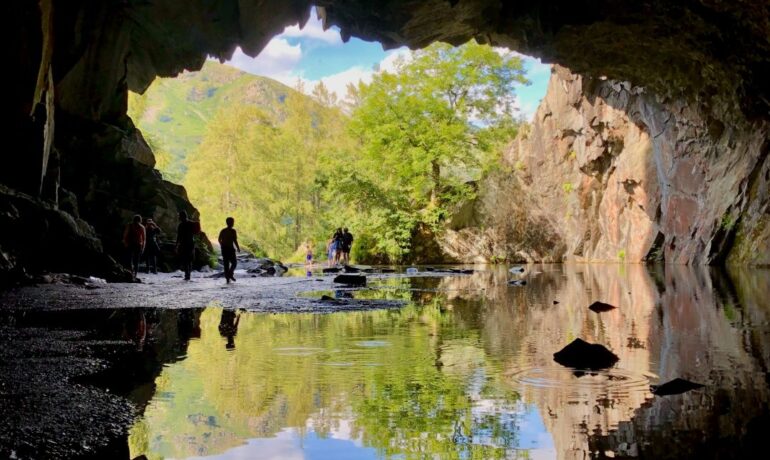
332;41;529;261
129;61;295;183
134;43;528;262
617;249;626;262
721;213;736;231
562;182;574;194
129;304;523;460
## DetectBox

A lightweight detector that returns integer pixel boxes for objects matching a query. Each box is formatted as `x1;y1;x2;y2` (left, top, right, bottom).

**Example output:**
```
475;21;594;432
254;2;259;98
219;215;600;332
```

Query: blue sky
225;9;551;119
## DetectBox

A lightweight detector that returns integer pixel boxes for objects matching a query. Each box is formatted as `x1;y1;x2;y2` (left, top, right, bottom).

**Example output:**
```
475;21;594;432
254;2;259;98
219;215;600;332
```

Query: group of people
122;214;162;277
326;228;354;266
125;212;354;282
122;210;201;280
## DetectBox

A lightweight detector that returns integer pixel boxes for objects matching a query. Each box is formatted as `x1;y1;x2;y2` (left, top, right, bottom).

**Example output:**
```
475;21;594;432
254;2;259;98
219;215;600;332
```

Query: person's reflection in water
122;310;147;351
218;309;240;350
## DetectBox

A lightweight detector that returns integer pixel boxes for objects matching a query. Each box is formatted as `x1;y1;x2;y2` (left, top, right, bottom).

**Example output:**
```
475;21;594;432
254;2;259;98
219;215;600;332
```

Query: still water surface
127;264;770;459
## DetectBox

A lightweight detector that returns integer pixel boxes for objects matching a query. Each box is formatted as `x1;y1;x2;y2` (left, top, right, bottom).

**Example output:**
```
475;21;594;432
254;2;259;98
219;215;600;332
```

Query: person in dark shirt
218;217;240;283
341;228;354;265
176;211;198;281
144;217;162;274
218;309;240;350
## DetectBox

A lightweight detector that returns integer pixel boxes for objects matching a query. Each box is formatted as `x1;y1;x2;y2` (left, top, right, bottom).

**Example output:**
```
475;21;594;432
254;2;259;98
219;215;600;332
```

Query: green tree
336;41;529;261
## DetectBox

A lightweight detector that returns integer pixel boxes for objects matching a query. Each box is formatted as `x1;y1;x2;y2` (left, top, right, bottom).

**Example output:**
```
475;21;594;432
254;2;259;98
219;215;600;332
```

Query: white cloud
281;20;342;45
307;48;412;102
227;39;302;81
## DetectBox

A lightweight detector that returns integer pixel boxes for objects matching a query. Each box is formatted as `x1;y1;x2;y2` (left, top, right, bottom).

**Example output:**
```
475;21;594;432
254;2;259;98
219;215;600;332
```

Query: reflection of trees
129;302;524;459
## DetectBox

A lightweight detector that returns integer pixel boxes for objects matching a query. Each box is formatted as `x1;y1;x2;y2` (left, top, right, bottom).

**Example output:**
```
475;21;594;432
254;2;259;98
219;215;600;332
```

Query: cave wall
447;66;769;264
4;0;770;279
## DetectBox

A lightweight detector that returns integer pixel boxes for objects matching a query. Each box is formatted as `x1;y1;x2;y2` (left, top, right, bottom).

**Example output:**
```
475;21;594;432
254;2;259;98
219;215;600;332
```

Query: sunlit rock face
4;0;770;278
450;66;769;264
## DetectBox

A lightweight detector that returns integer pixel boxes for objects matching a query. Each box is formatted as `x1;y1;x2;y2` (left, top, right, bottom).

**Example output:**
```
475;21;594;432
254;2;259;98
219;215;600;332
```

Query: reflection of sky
185;428;384;460
518;405;556;459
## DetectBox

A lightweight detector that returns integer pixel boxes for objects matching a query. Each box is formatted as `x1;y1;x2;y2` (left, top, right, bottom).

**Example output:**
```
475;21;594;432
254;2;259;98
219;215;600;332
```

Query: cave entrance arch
6;0;770;281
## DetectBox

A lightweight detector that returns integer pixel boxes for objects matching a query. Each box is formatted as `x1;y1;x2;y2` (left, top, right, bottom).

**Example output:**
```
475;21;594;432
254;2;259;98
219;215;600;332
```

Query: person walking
144;217;162;274
341;228;354;265
326;235;336;267
176;211;198;281
123;214;146;278
218;217;240;283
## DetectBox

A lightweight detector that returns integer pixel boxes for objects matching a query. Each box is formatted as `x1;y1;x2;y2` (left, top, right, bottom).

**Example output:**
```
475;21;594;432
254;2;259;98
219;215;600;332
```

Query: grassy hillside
129;61;301;182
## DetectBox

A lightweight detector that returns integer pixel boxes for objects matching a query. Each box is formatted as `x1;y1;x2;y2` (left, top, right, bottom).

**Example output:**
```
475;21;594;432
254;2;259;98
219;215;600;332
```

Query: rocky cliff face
445;65;769;264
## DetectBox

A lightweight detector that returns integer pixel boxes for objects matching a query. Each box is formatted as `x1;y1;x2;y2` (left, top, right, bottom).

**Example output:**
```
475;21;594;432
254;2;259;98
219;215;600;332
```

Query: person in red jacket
123;214;146;277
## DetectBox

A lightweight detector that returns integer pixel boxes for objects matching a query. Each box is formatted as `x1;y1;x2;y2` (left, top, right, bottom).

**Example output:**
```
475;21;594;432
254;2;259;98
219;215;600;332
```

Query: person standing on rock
144;217;162;274
218;217;240;283
176;211;198;281
123;214;146;278
341;228;353;265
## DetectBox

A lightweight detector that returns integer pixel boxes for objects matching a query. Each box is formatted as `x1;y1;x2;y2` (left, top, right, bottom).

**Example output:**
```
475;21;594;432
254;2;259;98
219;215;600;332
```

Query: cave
4;0;769;282
4;2;770;458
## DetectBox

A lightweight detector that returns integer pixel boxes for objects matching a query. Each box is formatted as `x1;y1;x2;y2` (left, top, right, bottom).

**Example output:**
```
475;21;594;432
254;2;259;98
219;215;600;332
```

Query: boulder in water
553;338;619;370
589;301;617;313
508;279;527;286
333;274;366;286
651;378;704;396
323;267;341;274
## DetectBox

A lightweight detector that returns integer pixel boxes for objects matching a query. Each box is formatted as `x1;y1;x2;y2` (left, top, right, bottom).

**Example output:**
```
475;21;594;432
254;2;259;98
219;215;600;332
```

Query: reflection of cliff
439;265;770;459
590;266;770;459
440;265;657;460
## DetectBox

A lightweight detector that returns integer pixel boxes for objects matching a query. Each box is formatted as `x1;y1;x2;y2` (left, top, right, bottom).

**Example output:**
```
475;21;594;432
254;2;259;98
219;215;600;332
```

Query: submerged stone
553;338;619;370
652;378;705;396
589;301;617;313
333;275;366;286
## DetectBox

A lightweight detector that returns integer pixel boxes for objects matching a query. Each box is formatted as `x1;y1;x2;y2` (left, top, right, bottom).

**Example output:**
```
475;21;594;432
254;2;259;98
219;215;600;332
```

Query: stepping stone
589;301;617;313
553;338;619;370
322;267;341;274
333;274;366;286
651;378;704;396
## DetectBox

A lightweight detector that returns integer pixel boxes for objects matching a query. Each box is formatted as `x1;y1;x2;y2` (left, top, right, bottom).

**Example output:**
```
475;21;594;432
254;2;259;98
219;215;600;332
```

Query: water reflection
127;265;770;459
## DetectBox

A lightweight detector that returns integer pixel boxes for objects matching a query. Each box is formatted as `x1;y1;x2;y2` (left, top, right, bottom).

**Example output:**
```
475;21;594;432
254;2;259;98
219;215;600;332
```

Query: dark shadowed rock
320;295;336;301
333;275;366;286
589;301;617;313
651;378;705;396
323;267;341;274
553;300;560;304
508;279;527;286
342;265;360;273
553;338;619;370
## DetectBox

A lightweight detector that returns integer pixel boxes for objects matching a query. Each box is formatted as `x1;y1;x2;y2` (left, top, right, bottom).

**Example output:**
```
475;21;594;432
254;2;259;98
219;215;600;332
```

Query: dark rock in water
553;300;560;304
380;268;395;273
208;271;227;278
448;268;474;274
589;301;617;313
425;266;436;272
508;279;527;286
320;295;336;301
333;274;366;286
553;338;619;370
652;378;705;396
323;267;341;274
342;265;360;273
509;266;525;273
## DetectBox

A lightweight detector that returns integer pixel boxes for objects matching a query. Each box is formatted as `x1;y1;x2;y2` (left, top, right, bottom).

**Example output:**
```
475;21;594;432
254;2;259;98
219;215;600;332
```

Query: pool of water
5;264;770;459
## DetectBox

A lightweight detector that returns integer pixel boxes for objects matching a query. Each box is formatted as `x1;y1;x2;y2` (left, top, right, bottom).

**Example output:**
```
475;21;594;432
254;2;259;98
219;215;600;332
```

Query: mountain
128;61;305;182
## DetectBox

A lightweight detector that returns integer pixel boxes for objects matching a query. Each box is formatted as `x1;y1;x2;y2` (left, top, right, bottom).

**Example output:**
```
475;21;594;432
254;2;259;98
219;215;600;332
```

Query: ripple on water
506;366;652;394
355;340;390;348
273;347;325;356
